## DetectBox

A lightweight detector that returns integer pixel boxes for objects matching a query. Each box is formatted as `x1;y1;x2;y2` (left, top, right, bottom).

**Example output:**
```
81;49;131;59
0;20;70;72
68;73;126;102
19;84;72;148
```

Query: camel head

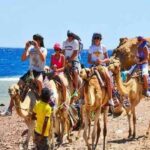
108;58;121;75
8;84;20;98
80;68;92;79
113;37;139;69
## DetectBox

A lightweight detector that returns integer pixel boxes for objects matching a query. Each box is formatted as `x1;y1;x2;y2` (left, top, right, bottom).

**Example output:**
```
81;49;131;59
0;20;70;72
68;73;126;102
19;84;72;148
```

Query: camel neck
114;71;128;95
14;95;27;118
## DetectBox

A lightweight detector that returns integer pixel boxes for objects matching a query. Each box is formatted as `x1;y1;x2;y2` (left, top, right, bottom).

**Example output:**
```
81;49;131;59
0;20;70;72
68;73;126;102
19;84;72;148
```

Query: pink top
51;54;64;69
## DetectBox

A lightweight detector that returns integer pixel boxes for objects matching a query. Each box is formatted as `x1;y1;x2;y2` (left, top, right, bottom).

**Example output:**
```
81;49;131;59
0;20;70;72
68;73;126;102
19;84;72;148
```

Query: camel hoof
22;141;28;150
88;147;91;150
56;137;63;146
68;138;72;143
128;135;132;139
92;145;96;150
75;136;79;140
132;134;136;139
21;129;28;136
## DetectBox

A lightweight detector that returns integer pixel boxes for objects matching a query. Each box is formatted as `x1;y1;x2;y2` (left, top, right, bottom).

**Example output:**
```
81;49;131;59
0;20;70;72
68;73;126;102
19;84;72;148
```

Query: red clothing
51;54;64;69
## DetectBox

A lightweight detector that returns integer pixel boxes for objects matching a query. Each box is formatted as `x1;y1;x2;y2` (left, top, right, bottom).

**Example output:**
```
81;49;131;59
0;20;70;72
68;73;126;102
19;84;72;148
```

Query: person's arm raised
21;41;30;61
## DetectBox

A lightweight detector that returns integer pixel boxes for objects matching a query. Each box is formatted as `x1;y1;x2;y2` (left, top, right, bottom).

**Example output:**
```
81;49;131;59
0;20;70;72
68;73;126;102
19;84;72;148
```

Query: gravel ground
0;98;150;150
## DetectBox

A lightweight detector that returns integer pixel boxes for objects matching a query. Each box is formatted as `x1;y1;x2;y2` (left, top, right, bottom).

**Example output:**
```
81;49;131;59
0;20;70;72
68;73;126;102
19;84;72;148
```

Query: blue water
0;48;113;78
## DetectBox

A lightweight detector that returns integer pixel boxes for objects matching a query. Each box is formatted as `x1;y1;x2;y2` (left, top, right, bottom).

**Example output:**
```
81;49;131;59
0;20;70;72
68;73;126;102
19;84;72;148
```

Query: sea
0;48;113;105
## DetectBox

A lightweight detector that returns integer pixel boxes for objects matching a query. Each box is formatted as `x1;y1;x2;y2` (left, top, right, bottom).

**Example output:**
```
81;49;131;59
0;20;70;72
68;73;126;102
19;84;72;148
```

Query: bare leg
58;77;66;102
143;75;148;90
35;74;43;95
73;70;79;91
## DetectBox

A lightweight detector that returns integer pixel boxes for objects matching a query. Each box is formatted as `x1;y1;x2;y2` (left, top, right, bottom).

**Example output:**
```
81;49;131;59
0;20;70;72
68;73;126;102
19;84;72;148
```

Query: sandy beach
0;96;150;150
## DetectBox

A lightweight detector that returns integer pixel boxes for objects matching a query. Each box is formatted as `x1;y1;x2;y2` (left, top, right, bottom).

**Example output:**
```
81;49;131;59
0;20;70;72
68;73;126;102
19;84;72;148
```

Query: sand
0;98;150;150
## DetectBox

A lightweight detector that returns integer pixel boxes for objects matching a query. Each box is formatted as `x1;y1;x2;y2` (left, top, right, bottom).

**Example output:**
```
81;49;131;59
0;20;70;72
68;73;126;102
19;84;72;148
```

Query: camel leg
95;119;101;147
59;118;65;145
55;117;62;146
146;121;150;135
88;118;91;140
127;112;132;138
132;108;136;138
23;120;35;150
66;117;72;143
92;108;101;150
76;105;85;140
83;112;91;150
103;107;108;150
76;122;84;140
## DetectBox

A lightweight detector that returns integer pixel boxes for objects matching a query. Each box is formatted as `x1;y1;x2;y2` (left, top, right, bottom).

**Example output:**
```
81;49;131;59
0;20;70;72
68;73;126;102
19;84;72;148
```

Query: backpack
73;34;83;51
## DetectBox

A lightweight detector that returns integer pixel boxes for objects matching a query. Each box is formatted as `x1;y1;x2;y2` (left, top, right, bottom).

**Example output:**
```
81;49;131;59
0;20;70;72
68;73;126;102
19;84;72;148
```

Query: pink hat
53;43;61;51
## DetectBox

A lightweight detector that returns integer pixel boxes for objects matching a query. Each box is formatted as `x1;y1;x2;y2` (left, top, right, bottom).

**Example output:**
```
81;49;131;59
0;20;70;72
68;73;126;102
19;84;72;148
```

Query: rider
50;43;67;102
88;33;114;106
1;34;47;116
128;36;150;97
62;31;81;97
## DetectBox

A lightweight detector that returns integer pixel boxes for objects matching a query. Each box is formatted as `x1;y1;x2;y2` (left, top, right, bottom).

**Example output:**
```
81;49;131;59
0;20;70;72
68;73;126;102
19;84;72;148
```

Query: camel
8;80;72;148
44;66;84;144
80;67;110;150
8;83;36;149
113;37;150;69
108;58;145;138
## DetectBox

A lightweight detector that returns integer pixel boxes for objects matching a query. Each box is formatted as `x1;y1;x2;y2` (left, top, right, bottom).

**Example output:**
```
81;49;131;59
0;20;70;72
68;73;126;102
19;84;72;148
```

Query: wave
0;76;20;81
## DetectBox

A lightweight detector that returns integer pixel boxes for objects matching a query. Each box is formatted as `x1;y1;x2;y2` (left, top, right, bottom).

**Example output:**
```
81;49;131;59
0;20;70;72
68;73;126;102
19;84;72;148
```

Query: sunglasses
94;37;101;40
55;49;61;52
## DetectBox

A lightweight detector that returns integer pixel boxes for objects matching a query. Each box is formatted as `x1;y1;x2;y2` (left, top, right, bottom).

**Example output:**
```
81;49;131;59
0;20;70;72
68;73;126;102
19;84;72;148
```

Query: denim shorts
20;70;43;82
71;61;81;72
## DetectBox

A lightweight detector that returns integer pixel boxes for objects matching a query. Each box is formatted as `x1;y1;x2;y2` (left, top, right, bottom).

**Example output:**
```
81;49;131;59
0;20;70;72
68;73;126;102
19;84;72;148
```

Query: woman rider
1;34;47;116
50;43;67;102
128;36;150;97
88;33;114;106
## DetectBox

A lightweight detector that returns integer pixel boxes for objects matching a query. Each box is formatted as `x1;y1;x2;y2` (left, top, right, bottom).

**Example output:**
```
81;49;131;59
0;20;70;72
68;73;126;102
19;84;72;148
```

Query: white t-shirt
89;44;107;65
29;47;47;72
62;39;79;61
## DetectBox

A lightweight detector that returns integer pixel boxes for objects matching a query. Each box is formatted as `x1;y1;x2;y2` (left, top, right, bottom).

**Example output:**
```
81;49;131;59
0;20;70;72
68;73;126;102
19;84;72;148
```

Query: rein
13;94;30;112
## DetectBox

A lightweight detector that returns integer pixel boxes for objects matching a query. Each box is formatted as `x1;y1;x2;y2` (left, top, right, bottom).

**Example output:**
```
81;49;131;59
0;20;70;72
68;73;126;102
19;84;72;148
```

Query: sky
0;0;150;49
